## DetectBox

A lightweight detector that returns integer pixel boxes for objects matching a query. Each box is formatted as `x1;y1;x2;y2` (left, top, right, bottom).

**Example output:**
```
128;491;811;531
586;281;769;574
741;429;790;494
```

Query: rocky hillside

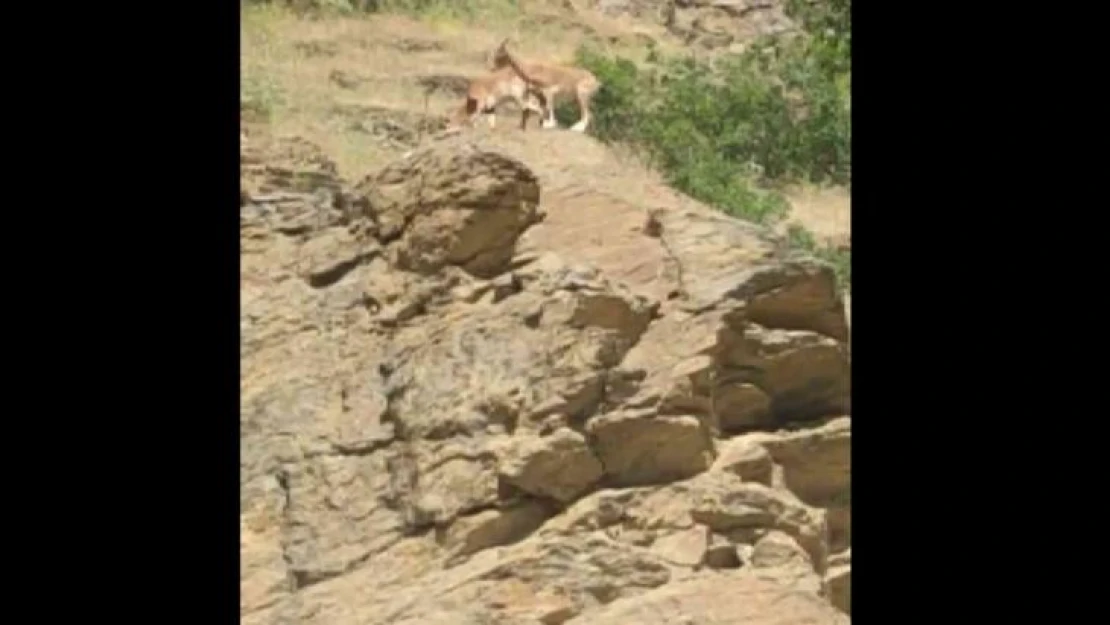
240;1;850;249
241;2;850;623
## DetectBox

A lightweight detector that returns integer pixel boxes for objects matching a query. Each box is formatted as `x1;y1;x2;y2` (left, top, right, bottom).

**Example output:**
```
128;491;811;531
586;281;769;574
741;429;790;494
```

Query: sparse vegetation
240;71;285;122
247;0;522;21
241;0;850;289
561;0;851;287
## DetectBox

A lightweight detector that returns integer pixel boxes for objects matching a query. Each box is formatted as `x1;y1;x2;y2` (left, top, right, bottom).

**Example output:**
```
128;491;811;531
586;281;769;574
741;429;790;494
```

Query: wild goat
489;38;601;132
447;66;550;131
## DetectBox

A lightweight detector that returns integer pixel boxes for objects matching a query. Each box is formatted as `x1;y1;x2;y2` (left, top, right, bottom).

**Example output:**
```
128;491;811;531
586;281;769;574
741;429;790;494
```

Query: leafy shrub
564;2;851;286
573;39;850;189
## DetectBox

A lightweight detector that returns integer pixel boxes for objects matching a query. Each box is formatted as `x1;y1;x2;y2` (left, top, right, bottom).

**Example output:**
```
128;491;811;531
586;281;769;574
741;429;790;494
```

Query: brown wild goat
447;66;550;131
489;38;601;132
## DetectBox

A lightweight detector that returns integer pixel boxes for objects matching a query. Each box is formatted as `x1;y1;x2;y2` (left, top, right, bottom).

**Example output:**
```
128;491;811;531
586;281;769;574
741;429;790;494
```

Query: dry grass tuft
776;184;850;247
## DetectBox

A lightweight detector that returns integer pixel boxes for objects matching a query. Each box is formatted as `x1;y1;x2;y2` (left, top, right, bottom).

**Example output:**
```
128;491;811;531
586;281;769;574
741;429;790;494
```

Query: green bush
572;39;850;189
564;1;851;287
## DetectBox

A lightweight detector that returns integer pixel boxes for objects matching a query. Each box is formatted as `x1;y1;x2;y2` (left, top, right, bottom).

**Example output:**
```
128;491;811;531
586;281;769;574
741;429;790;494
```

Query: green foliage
786;0;851;75
566;3;851;287
573;39;850;189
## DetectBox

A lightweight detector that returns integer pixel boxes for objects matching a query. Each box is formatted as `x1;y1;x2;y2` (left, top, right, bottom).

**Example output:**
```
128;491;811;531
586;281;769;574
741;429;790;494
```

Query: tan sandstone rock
826;548;851;614
587;410;716;487
240;134;850;625
499;427;604;503
567;571;849;625
713;434;775;485
650;525;708;567
351;144;543;278
441;500;552;560
763;417;851;551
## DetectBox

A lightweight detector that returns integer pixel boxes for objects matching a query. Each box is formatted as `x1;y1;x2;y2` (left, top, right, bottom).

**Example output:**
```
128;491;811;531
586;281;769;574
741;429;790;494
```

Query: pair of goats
449;38;600;132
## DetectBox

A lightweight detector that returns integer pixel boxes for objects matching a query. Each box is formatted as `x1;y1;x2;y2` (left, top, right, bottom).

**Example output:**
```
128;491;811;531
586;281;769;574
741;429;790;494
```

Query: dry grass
777;184;850;245
240;2;850;248
242;5;457;175
240;2;668;179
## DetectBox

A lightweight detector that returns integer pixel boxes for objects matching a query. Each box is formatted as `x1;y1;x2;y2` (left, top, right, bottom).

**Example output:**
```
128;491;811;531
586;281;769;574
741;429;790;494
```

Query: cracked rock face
499;428;604;503
350;145;543;278
241;137;851;624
